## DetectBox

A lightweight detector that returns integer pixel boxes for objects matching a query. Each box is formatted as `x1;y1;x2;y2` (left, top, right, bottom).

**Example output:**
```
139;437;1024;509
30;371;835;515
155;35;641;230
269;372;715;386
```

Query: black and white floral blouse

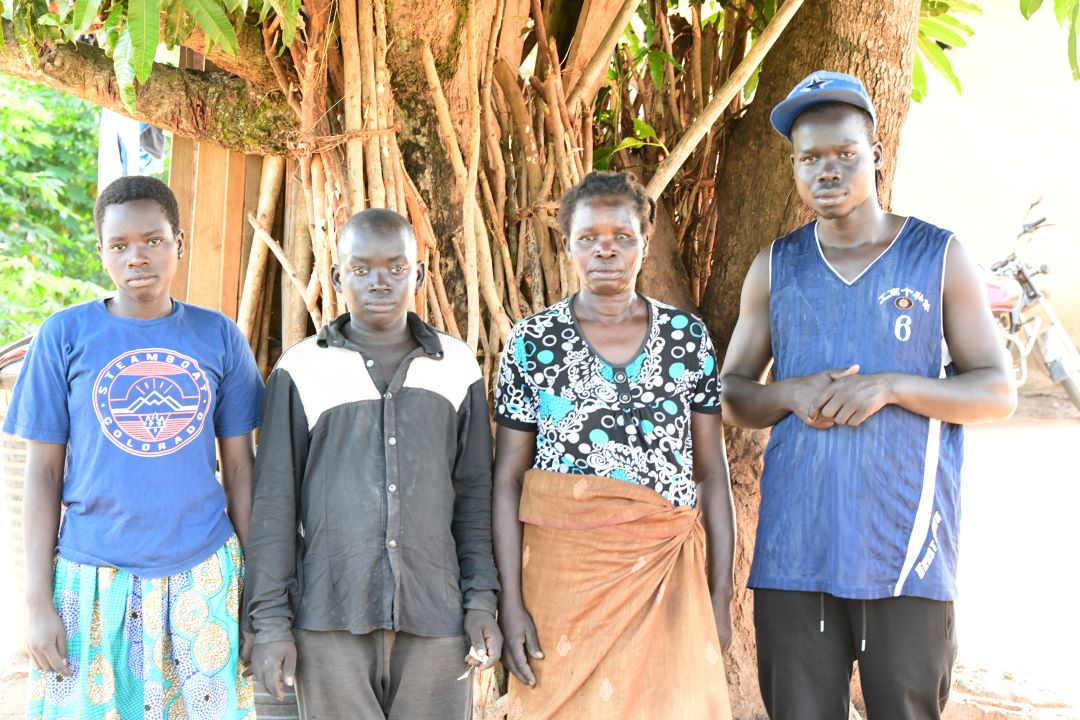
494;294;722;507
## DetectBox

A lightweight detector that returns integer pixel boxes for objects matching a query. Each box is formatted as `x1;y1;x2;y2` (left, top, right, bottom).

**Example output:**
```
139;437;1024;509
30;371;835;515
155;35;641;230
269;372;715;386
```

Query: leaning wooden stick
237;155;286;342
645;0;805;199
247;212;318;321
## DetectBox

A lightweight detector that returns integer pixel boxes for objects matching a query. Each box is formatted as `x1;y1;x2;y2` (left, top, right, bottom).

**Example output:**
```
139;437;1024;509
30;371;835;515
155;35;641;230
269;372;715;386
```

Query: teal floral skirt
28;534;254;720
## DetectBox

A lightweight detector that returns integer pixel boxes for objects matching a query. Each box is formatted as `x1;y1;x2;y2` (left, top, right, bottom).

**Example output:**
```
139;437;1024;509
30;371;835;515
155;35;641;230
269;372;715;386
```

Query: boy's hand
251;640;297;701
463;609;502;671
498;601;543;687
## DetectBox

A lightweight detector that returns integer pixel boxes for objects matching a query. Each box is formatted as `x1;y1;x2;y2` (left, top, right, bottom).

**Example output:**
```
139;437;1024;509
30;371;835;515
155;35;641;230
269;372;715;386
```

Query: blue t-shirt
494;295;722;507
3;299;264;577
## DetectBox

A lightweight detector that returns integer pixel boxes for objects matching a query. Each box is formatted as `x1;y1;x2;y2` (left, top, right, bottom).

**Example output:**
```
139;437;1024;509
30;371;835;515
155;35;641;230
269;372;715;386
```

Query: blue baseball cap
769;71;877;140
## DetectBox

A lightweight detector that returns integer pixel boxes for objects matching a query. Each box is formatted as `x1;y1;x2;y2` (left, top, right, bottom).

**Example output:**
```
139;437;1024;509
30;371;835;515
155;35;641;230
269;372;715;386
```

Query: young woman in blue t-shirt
4;176;264;719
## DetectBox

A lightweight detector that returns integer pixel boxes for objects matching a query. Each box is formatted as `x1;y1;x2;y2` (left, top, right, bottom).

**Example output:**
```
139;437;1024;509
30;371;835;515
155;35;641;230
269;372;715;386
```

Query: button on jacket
246;313;499;643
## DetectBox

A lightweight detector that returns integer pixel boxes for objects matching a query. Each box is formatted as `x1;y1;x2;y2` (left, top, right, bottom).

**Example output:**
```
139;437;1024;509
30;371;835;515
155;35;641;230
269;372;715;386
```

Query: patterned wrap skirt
27;534;255;720
507;470;732;720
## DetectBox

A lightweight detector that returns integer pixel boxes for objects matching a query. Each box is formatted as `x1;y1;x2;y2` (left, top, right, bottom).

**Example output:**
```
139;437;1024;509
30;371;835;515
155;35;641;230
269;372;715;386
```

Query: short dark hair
789;101;876;144
557;171;657;239
340;208;418;260
94;176;181;239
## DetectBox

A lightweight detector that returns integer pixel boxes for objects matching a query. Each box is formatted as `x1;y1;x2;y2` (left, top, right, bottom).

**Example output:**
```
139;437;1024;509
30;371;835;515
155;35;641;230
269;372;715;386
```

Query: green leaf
917;35;962;92
622;25;641;56
127;0;160;83
1069;3;1079;79
99;2;124;54
944;1;983;13
612;136;645;154
911;52;927;102
648;51;664;89
652;50;683;71
592;147;615;171
919;16;968;47
71;0;102;32
281;0;300;47
922;0;949;17
163;0;193;47
1055;0;1078;24
743;63;761;100
934;13;975;36
112;28;138;111
183;0;238;55
632;117;657;139
1020;0;1044;19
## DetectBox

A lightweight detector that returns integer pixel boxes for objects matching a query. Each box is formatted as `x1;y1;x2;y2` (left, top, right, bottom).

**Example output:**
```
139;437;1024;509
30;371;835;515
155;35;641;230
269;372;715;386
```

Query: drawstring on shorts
860;600;867;653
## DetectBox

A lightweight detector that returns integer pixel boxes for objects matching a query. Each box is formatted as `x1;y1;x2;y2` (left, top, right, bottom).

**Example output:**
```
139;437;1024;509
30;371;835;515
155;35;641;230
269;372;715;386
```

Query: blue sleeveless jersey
748;218;964;601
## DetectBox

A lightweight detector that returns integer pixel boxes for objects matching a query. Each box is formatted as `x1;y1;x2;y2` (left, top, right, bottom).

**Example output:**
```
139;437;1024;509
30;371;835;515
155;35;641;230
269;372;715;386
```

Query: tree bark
183;21;281;92
0;25;298;155
696;2;920;716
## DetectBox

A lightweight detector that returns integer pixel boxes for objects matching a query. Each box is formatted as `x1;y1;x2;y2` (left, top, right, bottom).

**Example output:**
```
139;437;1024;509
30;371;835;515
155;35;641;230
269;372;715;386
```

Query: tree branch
0;26;298;155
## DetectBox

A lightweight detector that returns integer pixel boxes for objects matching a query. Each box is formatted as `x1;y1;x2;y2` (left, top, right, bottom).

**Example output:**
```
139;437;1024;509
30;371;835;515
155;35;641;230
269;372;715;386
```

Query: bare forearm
700;475;736;598
888;368;1016;424
225;480;252;548
720;374;793;429
492;479;525;606
220;435;255;547
24;471;62;605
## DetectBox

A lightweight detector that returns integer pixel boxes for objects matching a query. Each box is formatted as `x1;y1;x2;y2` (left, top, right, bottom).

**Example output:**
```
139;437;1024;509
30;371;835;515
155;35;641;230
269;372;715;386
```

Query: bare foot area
0;653;26;720
946;664;1079;719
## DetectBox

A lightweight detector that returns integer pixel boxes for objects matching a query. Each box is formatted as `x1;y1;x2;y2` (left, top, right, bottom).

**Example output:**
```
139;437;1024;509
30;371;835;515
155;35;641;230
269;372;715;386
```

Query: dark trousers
754;589;957;720
293;629;470;720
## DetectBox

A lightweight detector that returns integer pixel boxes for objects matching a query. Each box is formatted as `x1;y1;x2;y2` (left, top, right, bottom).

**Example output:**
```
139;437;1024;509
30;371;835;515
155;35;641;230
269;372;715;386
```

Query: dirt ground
0;382;1077;720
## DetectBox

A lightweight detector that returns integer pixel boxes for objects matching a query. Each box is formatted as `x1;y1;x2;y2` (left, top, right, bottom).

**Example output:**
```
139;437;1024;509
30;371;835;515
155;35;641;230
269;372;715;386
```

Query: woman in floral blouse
493;171;735;719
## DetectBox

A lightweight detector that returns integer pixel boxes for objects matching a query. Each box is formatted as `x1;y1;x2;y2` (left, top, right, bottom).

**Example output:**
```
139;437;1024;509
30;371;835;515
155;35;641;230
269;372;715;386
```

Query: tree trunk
697;2;920;716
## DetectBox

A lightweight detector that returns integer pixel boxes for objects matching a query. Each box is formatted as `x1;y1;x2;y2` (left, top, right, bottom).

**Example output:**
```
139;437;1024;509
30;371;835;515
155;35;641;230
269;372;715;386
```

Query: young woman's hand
27;604;69;676
498;600;543;687
251;640;297;701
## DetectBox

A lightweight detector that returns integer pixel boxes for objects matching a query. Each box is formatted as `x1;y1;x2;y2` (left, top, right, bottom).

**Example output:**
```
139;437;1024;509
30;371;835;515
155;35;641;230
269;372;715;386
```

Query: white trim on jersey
892;235;954;595
813;217;910;286
768;238;776;292
893;415;942;596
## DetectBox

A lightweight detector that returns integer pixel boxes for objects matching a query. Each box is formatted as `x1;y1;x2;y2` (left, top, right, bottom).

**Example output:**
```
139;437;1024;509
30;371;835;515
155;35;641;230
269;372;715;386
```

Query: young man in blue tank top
720;71;1016;719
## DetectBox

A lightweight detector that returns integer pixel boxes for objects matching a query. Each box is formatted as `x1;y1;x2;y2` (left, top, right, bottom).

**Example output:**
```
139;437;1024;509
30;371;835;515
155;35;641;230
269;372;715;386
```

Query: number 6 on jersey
894;314;912;342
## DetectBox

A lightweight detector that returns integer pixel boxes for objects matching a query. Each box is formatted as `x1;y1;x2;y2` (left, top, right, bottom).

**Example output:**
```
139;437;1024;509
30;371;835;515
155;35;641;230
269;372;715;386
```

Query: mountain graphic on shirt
107;373;203;445
114;390;194;415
